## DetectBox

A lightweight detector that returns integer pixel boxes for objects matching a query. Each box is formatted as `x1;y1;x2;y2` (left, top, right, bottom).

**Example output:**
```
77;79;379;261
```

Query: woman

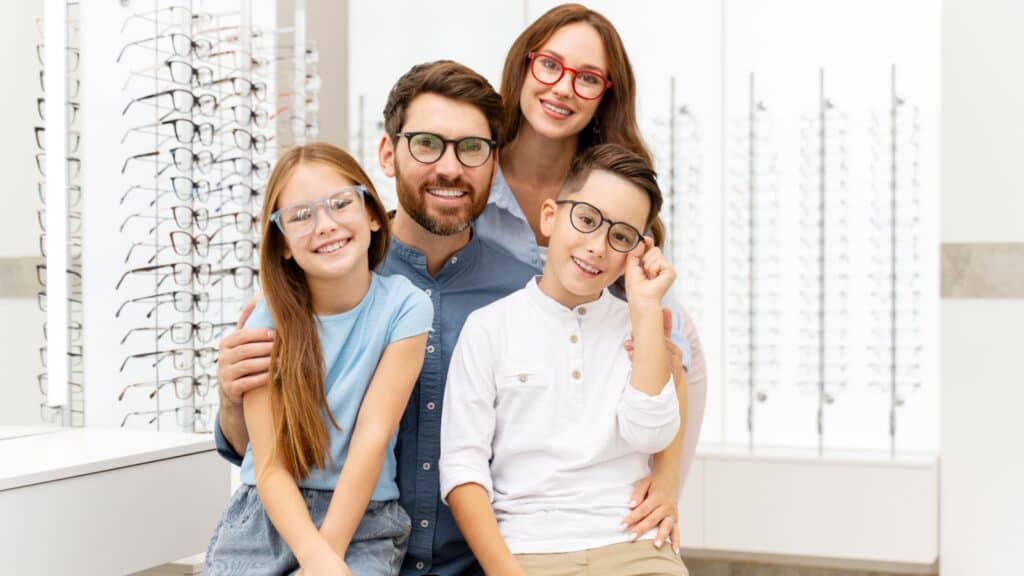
474;3;708;557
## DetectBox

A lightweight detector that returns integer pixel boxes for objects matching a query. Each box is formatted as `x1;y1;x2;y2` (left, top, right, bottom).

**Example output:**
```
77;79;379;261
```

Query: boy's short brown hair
383;60;504;146
561;143;665;247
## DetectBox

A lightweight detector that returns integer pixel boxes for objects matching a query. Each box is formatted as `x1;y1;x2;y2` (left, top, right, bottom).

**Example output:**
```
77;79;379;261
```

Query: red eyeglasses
527;52;612;100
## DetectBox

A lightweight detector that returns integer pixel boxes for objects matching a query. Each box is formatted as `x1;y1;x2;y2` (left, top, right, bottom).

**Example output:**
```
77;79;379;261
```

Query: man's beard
394;163;489;236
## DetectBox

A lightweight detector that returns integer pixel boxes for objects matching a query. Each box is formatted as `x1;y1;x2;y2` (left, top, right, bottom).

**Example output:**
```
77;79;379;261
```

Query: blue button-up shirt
382;233;536;576
214;230;536;576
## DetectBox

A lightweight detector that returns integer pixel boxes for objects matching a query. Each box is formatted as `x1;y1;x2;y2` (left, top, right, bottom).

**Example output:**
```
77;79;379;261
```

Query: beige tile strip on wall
0;256;43;299
942;243;1024;299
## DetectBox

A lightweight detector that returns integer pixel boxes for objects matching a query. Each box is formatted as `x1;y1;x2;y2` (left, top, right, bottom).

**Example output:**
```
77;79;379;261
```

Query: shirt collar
387;229;482;283
488;165;528;222
524;275;615;319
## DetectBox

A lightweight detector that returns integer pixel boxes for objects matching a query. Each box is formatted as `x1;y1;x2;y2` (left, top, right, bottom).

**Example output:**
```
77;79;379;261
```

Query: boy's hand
624;238;676;306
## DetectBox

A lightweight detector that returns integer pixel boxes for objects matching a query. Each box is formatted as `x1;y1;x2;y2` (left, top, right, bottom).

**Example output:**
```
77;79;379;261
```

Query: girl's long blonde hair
258;142;390;480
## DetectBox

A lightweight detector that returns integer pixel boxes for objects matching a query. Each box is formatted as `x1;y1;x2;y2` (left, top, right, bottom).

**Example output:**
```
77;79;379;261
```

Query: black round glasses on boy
555;200;644;253
397;131;497;168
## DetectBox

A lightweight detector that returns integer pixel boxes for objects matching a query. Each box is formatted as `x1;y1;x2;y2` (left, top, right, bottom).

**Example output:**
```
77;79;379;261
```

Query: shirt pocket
497;367;553;391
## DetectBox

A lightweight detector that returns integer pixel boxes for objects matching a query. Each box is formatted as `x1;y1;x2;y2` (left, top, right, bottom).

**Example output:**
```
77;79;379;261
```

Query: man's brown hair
383;60;503;145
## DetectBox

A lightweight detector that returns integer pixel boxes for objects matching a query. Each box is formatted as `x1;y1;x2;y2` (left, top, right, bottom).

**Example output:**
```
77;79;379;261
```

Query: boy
440;144;688;575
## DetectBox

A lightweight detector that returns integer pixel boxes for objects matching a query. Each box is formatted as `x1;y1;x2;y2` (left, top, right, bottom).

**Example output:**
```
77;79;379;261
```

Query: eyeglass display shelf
0;426;230;575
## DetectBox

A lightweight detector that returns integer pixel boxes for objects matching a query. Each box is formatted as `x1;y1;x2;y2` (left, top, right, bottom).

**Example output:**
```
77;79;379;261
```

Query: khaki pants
514;541;689;576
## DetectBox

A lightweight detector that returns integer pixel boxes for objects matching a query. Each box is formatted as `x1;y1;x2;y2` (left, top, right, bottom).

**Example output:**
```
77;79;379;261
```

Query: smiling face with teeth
382;93;495;237
538;168;651;309
519;22;608;142
276;162;382;293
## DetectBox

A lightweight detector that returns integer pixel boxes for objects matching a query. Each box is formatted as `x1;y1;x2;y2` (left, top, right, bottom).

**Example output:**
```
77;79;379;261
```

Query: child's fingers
641;249;668;276
671;522;681;555
643;256;661;278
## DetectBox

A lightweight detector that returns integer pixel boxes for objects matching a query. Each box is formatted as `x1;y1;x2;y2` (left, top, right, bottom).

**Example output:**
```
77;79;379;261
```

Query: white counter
0;426;231;576
678;444;939;571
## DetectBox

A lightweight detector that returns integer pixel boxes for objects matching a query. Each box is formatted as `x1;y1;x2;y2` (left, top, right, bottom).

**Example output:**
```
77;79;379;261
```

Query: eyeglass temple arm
121;151;160;175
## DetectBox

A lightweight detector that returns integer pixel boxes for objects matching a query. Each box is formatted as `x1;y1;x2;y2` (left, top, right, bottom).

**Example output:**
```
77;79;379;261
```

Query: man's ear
379;134;396;177
539;198;558;239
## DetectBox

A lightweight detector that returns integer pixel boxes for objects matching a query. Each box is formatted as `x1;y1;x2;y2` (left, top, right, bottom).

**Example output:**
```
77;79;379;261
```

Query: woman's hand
621;470;682;555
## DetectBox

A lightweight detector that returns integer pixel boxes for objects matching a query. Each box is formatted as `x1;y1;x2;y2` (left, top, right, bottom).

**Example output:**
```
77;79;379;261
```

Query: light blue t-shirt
239;272;433;501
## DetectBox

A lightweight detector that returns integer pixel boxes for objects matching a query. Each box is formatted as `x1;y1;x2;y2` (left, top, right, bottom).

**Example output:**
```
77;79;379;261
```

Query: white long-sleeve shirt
440;278;680;554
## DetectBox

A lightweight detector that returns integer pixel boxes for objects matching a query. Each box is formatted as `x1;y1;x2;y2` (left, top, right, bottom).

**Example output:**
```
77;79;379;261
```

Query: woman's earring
592;120;601;136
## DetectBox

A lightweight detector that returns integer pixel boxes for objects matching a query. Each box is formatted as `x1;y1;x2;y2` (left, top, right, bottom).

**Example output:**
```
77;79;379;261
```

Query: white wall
0;1;49;428
1;2;44;260
940;0;1024;573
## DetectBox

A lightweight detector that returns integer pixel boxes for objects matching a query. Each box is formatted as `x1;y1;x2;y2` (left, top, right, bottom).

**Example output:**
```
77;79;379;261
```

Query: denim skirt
204;484;410;576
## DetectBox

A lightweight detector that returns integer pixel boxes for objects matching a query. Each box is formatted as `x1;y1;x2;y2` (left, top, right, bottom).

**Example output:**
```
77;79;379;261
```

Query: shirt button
518;374;528;383
416;562;425;570
425;289;432;297
426;401;436;410
570;334;579;343
577;307;587;316
420;519;430;528
427;345;435;353
572;370;581;380
422;462;431;471
450;256;458;265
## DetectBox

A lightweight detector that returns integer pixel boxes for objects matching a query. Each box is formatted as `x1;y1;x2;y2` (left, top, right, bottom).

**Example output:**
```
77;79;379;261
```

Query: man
215;60;701;575
216;60;536;576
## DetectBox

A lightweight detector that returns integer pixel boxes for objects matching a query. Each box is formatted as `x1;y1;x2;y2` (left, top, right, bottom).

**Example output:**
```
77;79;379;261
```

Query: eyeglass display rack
651;76;707;333
869;65;925;455
31;0;319;433
720;66;930;452
36;1;85;428
797;69;852;453
726;72;783;449
116;5;257;433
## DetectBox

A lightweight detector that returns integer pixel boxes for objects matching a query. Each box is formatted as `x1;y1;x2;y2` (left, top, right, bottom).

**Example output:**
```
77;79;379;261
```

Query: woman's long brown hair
500;4;667;244
258;142;390;480
500;3;652;167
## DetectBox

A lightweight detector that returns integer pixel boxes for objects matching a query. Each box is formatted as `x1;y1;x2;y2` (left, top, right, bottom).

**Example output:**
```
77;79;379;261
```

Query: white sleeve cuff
440;462;494;506
621;374;679;424
617;375;681;453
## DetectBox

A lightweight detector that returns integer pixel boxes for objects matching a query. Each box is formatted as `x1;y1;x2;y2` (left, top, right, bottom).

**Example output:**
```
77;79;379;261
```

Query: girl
475;3;707;555
204;143;432;576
